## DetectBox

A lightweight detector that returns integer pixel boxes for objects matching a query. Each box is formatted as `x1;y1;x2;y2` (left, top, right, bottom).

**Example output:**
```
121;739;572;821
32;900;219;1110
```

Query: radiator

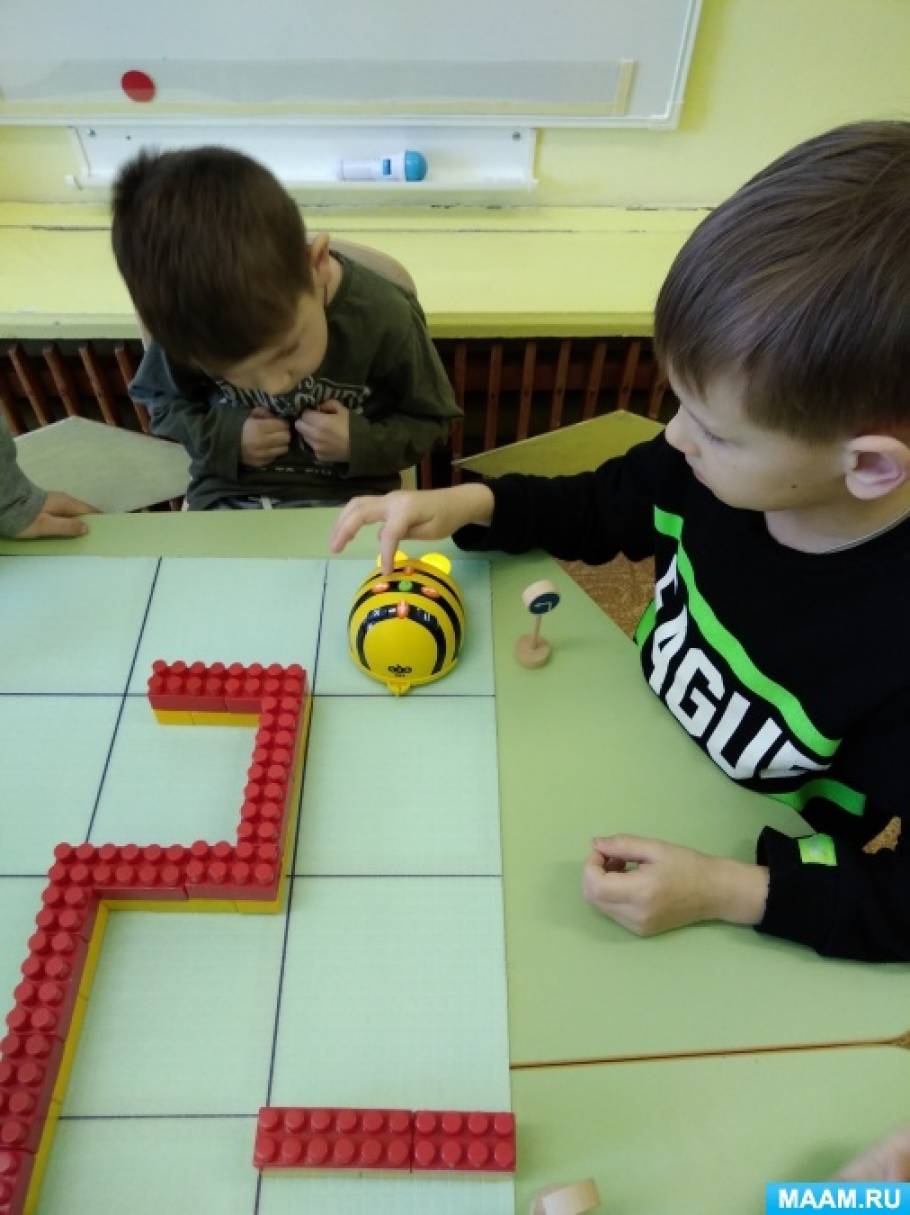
0;337;673;494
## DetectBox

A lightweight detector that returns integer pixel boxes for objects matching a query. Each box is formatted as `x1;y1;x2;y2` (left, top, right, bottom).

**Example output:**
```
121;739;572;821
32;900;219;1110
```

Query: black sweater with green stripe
454;433;910;962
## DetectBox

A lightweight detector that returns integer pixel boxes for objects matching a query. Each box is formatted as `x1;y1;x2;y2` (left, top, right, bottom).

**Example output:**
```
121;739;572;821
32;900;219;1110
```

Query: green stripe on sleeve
634;600;657;648
797;833;837;866
652;508;840;758
770;778;866;817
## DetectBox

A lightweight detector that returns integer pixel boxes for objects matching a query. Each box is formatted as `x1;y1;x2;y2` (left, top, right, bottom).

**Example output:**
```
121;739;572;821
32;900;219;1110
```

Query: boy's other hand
581;835;769;936
330;484;495;574
294;399;350;464
16;492;98;540
834;1126;910;1181
240;407;291;467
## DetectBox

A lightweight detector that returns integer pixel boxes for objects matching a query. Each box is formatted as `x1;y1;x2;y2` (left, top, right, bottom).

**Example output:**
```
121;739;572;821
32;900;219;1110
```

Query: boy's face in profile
214;287;329;397
664;369;850;513
210;235;336;397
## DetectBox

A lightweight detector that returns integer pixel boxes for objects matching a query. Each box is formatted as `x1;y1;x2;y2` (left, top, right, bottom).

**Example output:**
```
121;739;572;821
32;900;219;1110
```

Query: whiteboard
0;0;701;127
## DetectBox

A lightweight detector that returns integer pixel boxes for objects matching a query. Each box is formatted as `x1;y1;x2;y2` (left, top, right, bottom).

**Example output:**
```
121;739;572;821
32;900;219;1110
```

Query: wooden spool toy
530;1178;602;1214
515;579;561;668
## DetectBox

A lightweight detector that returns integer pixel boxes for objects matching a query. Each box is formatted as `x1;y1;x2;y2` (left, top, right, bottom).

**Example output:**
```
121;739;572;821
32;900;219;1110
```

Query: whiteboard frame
0;2;701;129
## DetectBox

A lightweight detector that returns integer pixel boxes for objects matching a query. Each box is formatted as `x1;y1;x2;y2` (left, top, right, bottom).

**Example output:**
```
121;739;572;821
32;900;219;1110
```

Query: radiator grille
0;337;674;496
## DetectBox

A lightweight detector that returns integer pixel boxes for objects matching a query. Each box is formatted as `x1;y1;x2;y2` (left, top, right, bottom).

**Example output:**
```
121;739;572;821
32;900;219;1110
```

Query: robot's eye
421;586;440;600
371;582;389;594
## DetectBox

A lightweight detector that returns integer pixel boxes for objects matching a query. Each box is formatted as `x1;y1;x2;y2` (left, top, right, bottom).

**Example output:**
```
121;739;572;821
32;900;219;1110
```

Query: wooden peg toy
530;1177;602;1215
515;579;561;668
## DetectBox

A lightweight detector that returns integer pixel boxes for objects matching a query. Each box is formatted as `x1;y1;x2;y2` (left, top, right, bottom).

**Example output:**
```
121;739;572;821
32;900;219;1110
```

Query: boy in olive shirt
112;148;461;509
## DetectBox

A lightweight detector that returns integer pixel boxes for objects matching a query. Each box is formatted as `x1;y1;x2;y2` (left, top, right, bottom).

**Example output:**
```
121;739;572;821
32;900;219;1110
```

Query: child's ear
308;232;332;289
844;435;910;500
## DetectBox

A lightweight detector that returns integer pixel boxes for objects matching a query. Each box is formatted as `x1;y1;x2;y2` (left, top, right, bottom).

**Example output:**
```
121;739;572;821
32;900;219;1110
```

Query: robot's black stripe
355;604;447;675
350;583;462;653
410;568;464;610
418;585;461;653
349;589;377;621
417;610;449;674
355;604;398;668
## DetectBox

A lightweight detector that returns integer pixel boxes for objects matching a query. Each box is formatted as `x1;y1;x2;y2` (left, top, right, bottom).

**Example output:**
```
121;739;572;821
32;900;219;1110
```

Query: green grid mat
0;553;512;1215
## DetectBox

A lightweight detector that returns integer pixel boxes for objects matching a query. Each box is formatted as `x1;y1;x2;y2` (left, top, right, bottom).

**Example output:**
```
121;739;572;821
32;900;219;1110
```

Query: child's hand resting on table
16;492;98;540
330;483;495;573
581;835;769;936
834;1126;910;1181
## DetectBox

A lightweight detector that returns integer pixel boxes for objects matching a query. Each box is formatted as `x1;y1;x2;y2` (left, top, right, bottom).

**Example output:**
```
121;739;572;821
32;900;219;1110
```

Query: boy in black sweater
331;122;910;962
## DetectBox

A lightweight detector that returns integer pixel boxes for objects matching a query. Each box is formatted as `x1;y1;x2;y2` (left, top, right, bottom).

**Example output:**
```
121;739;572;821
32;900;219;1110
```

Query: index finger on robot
379;518;409;574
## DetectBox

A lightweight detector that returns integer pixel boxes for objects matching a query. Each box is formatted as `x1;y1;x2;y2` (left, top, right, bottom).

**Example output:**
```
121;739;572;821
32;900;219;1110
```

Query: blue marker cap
403;151;428;182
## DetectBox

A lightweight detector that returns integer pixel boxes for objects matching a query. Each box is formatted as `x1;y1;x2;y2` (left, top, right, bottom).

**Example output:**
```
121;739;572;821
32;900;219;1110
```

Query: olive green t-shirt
130;253;462;508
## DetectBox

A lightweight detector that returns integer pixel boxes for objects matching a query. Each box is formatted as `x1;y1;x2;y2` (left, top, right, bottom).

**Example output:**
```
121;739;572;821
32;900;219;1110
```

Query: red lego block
24;929;89;989
181;662;229;711
34;896;96;946
254;1107;413;1171
38;870;98;927
239;795;284;834
0;1040;63;1160
10;979;76;1048
146;660;192;711
85;845;185;901
180;837;279;902
148;659;237;712
225;677;263;714
46;842;96;888
0;1035;61;1075
215;858;279;902
146;675;188;712
0;1149;32;1211
0;1081;44;1155
411;1110;516;1173
5;993;66;1047
183;841;238;900
0;1058;55;1143
18;953;73;995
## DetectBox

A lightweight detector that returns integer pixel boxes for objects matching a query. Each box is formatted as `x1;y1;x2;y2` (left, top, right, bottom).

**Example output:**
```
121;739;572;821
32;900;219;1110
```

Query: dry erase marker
338;151;428;182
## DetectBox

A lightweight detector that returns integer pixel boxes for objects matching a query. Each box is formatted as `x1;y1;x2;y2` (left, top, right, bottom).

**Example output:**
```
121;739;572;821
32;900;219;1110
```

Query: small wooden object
515;579;561;668
530;1178;602;1215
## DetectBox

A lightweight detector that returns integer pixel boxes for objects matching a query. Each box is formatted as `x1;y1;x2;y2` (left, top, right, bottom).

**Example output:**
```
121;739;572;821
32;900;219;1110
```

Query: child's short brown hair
112;146;312;369
654;121;910;441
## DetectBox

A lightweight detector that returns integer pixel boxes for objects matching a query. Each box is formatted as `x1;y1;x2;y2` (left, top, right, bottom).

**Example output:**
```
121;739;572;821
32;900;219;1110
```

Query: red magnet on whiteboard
121;70;156;103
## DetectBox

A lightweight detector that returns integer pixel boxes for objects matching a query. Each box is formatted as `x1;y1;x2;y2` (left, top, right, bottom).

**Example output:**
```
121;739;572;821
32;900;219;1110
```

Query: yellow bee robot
348;551;465;695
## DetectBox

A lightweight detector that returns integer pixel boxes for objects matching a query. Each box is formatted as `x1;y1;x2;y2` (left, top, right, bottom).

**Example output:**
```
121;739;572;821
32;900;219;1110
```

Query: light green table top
2;510;908;1210
512;1045;910;1213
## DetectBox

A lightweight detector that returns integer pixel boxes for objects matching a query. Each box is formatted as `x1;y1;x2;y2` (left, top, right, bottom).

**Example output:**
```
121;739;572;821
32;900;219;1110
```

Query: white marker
338;151;428;182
